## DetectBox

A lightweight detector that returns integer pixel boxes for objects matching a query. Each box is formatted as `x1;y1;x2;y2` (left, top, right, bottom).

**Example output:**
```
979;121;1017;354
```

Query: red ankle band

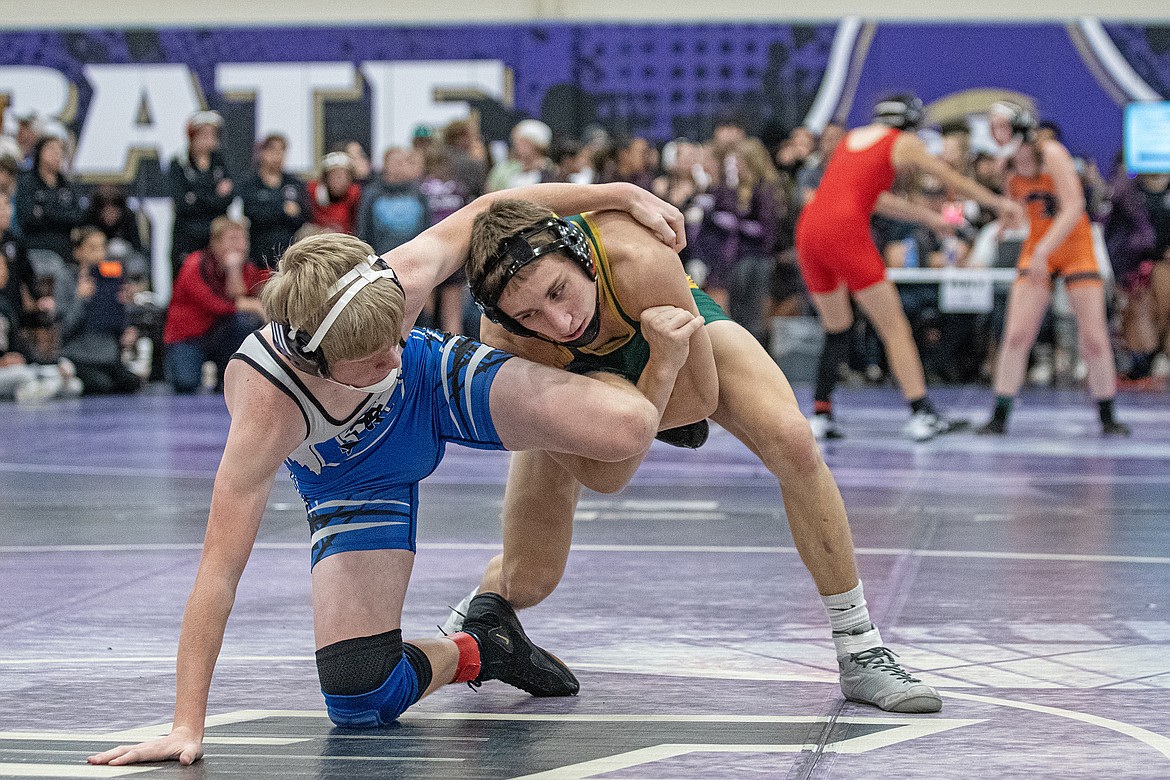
450;631;481;683
814;400;833;415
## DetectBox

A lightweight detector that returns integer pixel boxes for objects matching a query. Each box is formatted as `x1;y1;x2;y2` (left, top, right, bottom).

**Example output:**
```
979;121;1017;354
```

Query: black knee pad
316;630;433;728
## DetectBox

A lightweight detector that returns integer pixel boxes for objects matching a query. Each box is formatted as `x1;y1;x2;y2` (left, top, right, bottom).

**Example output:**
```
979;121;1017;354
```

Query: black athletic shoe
1102;420;1132;437
461;592;580;697
975;418;1006;436
655;419;709;449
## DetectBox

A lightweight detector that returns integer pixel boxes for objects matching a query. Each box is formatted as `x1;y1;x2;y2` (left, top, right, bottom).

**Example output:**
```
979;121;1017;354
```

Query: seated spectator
241;133;309;270
486;119;556;192
550;138;588;184
308;152;362;235
653;138;710;257
10;110;41;169
0;189;49;330
169;111;233;278
356;147;429;254
162;217;266;394
87;184;149;280
58;227;141;395
0;245;77;402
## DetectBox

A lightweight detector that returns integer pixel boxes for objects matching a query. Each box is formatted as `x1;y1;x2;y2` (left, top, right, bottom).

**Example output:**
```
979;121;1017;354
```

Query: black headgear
873;94;926;131
272;255;403;379
990;100;1037;141
470;217;596;341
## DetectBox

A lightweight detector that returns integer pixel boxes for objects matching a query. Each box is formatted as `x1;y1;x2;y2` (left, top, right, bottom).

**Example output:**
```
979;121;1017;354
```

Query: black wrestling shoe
1102;420;1131;437
975;417;1006;436
655;419;709;449
461;592;580;697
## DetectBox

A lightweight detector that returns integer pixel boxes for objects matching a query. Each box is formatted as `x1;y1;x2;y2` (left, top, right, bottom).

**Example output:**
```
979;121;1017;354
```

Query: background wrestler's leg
852;280;927;402
479;450;583;609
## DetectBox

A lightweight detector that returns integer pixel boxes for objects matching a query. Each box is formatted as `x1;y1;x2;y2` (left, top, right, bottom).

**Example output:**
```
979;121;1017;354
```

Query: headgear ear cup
991;100;1037;141
873;94;925;131
272;256;403;378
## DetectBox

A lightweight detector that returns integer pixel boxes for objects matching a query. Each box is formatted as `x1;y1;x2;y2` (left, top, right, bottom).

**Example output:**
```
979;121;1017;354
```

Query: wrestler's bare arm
600;214;719;428
386;183;685;331
89;362;304;767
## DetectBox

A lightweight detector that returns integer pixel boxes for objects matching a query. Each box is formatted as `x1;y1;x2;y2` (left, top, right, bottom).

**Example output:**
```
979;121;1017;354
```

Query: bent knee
762;414;824;476
318;632;432;728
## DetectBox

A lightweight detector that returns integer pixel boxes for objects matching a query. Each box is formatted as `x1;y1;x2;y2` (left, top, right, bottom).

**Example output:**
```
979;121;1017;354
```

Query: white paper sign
939;274;995;313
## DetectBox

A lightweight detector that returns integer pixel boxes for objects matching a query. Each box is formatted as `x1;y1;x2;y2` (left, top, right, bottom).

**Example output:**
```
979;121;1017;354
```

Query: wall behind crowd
0;16;1165;293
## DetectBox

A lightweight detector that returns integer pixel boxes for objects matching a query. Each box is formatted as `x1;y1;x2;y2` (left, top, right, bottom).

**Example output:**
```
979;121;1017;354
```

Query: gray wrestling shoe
903;411;968;442
839;647;942;713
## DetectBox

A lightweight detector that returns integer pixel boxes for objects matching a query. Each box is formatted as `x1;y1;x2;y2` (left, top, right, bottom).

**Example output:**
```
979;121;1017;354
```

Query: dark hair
33;135;65;171
91;184;129;210
1037;120;1062;142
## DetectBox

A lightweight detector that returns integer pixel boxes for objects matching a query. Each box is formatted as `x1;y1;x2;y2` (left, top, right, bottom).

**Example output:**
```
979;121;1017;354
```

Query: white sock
439;586;478;635
823;581;883;656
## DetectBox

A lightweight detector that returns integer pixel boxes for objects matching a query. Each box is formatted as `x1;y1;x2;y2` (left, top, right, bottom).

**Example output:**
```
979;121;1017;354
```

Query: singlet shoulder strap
229;325;314;438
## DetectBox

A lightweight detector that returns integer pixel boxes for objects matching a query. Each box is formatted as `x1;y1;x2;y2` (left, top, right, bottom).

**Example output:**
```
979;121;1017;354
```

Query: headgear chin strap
273;255;404;386
470;216;596;342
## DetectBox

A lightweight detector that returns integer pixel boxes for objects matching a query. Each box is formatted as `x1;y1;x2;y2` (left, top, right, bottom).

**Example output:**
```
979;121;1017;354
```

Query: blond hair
261;233;406;363
467;199;557;304
209;215;249;243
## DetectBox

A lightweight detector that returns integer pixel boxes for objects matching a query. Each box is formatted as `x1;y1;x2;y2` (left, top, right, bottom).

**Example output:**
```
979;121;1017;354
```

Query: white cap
187;110;224;129
321;151;354;172
512;119;552;151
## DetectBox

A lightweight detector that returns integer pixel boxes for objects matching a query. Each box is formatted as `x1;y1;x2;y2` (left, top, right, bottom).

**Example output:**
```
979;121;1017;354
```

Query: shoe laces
848;647;921;683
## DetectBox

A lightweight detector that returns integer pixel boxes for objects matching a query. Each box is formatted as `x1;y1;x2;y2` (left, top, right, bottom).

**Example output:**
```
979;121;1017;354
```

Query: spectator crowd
2;104;1167;403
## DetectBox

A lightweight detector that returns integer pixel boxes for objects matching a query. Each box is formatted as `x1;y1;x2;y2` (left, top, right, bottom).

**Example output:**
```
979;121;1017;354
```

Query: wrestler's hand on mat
87;726;203;766
625;187;687;253
640;305;706;373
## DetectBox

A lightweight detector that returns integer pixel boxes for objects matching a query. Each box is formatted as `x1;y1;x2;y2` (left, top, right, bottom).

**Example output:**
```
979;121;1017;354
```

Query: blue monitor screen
1125;102;1170;174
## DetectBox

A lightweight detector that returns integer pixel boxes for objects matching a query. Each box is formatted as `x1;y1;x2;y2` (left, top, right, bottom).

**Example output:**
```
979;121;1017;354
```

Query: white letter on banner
74;64;203;179
216;63;359;174
361;61;507;158
0;66;73;126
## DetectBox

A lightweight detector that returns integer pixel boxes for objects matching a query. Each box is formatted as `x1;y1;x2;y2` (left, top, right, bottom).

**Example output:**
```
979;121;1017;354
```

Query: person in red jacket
795;94;1023;441
307;151;362;235
163;216;267;393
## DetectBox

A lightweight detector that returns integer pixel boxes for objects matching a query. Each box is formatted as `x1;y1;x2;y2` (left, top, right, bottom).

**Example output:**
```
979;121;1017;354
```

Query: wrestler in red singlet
795;128;900;295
